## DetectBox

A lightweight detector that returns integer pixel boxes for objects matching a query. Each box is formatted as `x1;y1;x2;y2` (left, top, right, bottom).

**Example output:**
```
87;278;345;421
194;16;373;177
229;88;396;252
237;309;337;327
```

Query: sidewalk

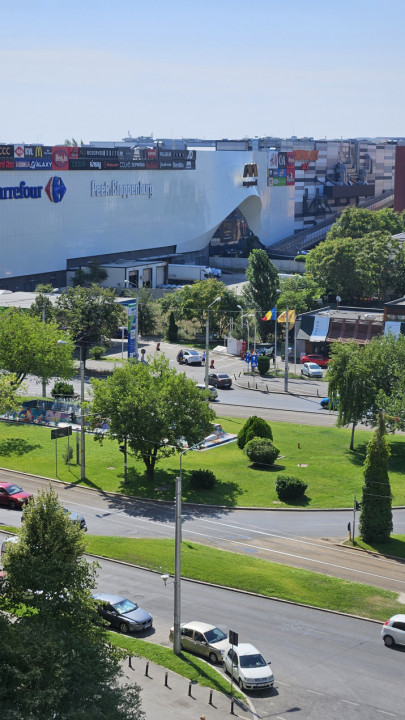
233;372;326;398
121;656;255;720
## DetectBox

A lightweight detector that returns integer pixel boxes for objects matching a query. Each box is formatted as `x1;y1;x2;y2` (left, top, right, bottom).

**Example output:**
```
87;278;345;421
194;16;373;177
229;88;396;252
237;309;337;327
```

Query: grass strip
348;535;405;560
87;536;403;622
108;632;243;698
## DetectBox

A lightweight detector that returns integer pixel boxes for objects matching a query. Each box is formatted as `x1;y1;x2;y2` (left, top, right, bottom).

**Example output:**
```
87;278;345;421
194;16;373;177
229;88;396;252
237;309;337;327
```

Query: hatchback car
169;621;229;663
0;482;32;510
301;354;330;368
320;397;338;410
62;508;87;531
93;593;153;634
182;349;202;365
208;372;232;389
223;643;274;690
381;614;405;648
196;384;218;401
301;362;323;378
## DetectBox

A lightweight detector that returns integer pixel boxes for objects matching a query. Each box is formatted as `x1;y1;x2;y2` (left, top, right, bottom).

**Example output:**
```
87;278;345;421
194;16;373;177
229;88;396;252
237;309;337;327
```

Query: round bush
257;355;270;376
294;254;306;263
237;416;273;449
275;474;308;501
90;345;105;360
51;381;75;398
244;438;279;466
189;469;216;490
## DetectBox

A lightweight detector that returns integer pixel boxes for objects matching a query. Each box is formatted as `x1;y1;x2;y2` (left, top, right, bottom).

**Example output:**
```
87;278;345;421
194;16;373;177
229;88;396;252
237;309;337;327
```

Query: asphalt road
1;470;405;594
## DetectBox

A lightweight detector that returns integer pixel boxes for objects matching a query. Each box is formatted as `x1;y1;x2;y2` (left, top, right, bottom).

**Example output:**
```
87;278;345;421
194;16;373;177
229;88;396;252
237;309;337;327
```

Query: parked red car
300;354;330;368
0;482;32;510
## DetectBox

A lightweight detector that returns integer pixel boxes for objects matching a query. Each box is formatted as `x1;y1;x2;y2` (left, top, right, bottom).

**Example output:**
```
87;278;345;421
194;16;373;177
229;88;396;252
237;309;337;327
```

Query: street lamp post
124;280;139;360
204;296;221;390
173;447;189;655
57;340;86;480
284;303;289;393
119;325;127;359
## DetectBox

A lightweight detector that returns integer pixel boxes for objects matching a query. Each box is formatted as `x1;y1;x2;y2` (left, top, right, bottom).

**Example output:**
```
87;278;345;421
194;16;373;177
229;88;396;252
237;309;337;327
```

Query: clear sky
2;0;404;145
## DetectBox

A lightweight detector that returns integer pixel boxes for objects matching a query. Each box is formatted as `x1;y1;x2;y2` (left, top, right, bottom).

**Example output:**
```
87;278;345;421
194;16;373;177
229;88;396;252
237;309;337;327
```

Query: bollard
128;656;133;670
230;698;236;715
164;671;169;687
188;681;193;697
145;662;149;677
209;690;213;705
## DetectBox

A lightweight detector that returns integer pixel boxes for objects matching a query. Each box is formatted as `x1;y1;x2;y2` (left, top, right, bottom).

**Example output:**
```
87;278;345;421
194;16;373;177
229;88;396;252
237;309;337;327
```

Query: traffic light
119;445;126;454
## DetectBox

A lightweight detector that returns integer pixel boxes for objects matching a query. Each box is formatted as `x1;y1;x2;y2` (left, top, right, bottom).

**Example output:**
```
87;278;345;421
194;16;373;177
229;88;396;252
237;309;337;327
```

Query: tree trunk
350;421;356;451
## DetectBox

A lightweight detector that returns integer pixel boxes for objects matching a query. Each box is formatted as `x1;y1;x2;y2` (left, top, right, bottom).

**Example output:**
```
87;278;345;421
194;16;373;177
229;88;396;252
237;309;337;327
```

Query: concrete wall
211;256;305;274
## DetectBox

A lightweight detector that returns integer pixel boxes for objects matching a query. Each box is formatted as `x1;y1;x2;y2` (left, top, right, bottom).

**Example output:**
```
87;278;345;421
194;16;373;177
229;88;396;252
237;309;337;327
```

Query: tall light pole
173;447;189;655
119;325;127;360
284;303;289;393
205;296;221;389
240;312;254;354
57;340;86;480
124;280;139;360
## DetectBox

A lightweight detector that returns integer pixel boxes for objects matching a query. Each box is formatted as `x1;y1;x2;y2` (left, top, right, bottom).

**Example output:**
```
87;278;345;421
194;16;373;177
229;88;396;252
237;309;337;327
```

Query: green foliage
257;355;270;375
28;293;55;322
294;255;307;263
51;381;75;398
189;468;216;490
137;287;157;336
244;437;279;465
89;345;105;359
327;342;372;448
160;278;240;337
89;354;215;483
56;284;126;366
237;415;273;449
35;283;53;293
166;311;179;342
63;445;74;464
243;249;279;340
306;207;405;302
0;308;75;386
0;373;22;414
359;415;393;544
277;274;324;315
0;486;143;719
275;474;308;501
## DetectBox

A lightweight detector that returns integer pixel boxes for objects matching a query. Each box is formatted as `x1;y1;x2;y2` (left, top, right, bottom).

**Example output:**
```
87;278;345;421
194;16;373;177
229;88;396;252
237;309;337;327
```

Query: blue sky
2;0;404;144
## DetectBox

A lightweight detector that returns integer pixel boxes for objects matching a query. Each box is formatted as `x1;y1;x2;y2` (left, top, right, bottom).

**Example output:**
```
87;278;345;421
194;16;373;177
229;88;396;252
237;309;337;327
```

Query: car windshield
113;599;138;614
240;653;267;669
6;485;23;496
205;627;227;644
218;374;229;379
189;350;199;355
308;364;320;369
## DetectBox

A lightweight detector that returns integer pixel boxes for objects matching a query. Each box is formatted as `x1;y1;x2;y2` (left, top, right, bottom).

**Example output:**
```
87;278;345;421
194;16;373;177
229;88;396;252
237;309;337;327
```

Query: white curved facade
0;149;295;282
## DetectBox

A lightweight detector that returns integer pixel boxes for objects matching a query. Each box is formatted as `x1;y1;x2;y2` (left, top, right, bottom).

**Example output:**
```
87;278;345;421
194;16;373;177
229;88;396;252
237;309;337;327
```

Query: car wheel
118;622;130;634
209;651;218;664
384;634;395;648
238;677;244;690
222;662;227;675
8;500;17;510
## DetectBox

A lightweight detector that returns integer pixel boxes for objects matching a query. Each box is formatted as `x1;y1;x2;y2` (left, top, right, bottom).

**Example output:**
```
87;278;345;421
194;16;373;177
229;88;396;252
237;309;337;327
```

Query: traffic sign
229;630;238;646
51;426;72;440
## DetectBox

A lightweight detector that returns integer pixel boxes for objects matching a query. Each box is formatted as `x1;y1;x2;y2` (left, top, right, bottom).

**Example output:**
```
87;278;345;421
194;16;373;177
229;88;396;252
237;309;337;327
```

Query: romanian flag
277;309;296;326
261;307;277;321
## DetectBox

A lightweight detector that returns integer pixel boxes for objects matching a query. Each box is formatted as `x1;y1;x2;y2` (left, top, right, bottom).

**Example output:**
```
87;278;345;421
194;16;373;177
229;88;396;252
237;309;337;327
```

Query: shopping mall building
0;135;399;291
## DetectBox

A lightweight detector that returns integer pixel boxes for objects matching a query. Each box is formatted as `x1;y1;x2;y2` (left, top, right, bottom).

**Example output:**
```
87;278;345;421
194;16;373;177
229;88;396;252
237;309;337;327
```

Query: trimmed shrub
257;355;270;376
294;254;306;263
275;474;308;501
89;345;105;360
166;312;179;342
51;381;75;398
237;415;273;449
189;469;216;490
244;438;279;466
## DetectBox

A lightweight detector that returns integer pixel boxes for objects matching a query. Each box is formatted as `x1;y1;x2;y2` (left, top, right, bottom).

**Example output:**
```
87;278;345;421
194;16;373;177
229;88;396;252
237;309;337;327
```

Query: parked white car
301;362;323;378
223;642;274;690
381;614;405;648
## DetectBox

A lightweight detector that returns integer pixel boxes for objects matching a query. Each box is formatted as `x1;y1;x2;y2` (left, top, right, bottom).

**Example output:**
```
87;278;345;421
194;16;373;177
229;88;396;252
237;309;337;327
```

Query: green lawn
349;535;405;559
0;418;404;508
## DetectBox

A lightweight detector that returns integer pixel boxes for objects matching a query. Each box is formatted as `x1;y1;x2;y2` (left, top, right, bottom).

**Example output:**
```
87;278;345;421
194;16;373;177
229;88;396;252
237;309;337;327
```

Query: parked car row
169;621;274;691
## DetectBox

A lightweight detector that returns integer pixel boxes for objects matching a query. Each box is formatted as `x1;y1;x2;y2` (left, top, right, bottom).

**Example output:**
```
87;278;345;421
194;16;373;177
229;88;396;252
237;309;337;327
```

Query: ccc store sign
0;145;13;156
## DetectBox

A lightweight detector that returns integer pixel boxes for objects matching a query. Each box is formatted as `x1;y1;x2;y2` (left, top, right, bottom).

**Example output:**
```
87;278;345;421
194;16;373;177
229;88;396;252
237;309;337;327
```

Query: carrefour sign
0;177;66;203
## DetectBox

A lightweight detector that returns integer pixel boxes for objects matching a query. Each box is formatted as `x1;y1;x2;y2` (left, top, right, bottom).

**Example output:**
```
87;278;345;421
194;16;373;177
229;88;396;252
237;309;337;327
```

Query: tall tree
359;412;393;544
89;355;215;483
277;274;324;315
124;287;157;336
242;249;279;340
0;486;144;719
327;342;372;449
327;206;404;242
0;373;23;414
160;279;240;337
0;309;74;387
306;236;365;303
28;293;55;322
56;285;126;366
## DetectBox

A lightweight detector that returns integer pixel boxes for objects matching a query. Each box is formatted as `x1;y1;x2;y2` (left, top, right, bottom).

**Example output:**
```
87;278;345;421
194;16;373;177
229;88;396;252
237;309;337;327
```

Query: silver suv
381;614;405;648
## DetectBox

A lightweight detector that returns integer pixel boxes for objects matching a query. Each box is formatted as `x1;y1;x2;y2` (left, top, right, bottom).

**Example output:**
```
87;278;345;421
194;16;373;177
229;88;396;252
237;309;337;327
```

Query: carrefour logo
45;176;66;203
0;177;66;203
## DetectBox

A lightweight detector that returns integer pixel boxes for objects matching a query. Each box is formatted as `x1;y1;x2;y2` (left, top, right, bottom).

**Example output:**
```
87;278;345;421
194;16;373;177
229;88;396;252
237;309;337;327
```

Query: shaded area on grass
0;437;42;457
352;535;405;561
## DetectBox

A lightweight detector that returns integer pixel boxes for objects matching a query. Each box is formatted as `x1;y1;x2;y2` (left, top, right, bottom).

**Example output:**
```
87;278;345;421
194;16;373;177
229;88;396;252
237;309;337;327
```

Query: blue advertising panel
127;301;137;358
245;352;251;364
